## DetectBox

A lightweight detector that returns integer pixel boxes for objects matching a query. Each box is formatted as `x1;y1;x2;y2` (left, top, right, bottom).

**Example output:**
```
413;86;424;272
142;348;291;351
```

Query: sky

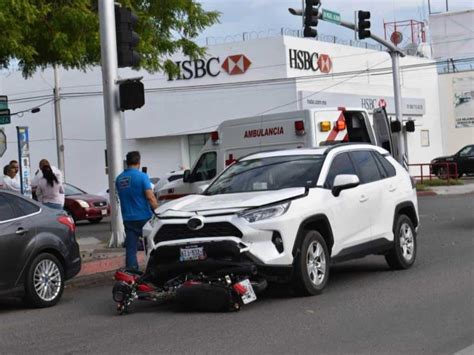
198;0;473;45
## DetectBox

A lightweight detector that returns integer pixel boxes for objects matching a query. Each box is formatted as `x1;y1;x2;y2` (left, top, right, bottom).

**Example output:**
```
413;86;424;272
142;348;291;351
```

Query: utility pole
53;65;66;178
99;0;125;247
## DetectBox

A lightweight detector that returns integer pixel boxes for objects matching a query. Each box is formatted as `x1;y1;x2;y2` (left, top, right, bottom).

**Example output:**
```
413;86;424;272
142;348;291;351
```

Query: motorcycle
112;260;267;314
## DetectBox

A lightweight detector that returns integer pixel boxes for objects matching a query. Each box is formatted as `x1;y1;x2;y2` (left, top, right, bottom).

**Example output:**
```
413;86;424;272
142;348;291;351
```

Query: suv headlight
76;199;90;208
239;202;291;223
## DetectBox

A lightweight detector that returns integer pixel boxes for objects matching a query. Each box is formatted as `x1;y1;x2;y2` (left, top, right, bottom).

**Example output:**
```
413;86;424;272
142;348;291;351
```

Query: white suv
143;144;419;296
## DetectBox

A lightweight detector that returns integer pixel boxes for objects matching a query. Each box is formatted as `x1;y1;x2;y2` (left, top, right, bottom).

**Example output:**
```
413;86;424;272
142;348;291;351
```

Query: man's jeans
123;219;149;270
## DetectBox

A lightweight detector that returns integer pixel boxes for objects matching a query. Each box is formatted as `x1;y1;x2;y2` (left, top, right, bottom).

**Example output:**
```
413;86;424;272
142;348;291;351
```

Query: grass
416;178;464;191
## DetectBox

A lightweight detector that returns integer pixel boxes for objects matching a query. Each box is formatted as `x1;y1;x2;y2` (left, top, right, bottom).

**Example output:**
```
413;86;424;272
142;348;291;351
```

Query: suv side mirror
332;174;360;197
182;169;191;183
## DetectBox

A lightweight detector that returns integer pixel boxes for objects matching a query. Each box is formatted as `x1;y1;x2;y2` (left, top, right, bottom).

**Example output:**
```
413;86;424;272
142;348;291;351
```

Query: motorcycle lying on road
112;257;268;314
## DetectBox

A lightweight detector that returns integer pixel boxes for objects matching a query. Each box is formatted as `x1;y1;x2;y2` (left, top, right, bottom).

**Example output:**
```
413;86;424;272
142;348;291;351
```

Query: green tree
0;0;219;77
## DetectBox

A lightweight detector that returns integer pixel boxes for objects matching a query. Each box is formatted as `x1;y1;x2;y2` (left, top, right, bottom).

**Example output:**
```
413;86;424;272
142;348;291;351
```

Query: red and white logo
317;54;333;74
378;99;387;108
221;54;252;75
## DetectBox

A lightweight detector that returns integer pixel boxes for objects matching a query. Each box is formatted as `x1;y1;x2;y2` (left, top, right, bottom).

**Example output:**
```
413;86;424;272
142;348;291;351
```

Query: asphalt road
1;194;473;354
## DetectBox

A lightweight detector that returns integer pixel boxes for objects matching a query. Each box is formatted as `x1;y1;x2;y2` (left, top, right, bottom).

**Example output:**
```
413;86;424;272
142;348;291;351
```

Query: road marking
454;344;474;355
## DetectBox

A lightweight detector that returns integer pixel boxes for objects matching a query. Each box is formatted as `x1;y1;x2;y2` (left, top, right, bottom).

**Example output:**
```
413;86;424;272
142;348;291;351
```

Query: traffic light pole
98;0;125;247
318;13;408;168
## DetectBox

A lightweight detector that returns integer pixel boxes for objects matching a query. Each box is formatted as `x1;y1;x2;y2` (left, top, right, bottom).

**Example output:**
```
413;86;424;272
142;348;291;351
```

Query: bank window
192;152;217;182
188;134;210;167
420;130;430;147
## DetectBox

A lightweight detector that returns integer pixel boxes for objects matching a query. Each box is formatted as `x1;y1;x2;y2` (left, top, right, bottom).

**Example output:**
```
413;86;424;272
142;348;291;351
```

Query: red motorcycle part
114;270;139;284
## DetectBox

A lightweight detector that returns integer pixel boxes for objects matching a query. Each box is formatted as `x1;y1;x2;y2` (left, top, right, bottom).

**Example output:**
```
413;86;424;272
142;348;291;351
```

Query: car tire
385;214;417;270
89;218;103;224
24;253;65;308
292;230;330;296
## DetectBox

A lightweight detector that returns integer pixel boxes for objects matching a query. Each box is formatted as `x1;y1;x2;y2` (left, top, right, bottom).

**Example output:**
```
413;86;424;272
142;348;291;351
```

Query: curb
68;252;146;288
417;190;437;196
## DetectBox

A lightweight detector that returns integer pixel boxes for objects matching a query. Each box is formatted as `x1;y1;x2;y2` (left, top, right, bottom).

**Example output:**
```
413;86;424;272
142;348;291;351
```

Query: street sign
0;129;6;157
0;109;11;125
322;9;341;24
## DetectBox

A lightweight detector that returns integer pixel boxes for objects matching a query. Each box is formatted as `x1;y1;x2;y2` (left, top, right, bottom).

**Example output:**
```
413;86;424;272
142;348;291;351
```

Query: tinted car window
325;153;357;189
350;151;383;184
9;195;40;215
459;145;474;157
0;194;18;221
192;152;217;182
373;152;396;178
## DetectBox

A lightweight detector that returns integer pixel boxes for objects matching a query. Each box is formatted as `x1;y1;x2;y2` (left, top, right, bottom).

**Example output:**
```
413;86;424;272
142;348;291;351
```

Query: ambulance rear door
372;108;394;155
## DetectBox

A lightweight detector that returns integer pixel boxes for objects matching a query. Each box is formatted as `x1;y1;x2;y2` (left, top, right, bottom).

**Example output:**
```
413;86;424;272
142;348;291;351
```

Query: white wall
438;71;474;154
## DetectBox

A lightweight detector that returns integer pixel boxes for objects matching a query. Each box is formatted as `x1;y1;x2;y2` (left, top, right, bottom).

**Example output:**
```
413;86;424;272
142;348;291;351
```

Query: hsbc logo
168;54;252;81
288;49;333;73
221;55;252;75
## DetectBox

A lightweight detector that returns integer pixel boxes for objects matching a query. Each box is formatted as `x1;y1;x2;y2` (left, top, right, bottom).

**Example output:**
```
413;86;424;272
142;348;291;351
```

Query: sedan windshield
205;155;324;195
64;184;86;196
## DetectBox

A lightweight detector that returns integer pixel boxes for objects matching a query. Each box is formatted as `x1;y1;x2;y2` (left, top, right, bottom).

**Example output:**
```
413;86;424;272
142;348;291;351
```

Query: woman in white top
36;165;65;209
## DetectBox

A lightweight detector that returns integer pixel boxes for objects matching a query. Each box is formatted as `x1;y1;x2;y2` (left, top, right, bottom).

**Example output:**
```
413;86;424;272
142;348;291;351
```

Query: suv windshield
205;155;324;195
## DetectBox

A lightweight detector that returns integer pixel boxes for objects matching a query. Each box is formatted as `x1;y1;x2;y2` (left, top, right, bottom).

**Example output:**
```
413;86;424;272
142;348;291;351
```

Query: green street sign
322;9;341;24
0;109;10;125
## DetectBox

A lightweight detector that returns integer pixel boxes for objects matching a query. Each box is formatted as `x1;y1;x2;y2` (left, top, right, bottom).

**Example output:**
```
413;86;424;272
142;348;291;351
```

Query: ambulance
157;107;394;202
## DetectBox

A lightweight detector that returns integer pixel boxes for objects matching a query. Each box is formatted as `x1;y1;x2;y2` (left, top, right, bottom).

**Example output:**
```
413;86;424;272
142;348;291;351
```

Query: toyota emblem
187;216;204;231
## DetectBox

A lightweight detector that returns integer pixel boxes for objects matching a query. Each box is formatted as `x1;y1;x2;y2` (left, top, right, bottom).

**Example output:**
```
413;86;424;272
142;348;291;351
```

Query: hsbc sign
168;54;252;81
288;49;333;74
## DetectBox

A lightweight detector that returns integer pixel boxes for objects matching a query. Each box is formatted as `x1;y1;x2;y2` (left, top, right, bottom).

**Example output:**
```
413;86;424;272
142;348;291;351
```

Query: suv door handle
359;195;369;203
389;185;397;192
15;228;29;235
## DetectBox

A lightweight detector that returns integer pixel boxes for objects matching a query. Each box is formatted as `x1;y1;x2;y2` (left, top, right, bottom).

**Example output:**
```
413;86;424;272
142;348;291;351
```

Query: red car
64;183;110;224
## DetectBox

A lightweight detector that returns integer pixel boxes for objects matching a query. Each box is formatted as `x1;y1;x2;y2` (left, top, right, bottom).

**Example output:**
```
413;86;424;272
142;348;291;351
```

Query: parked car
64;183;110;223
0;190;81;307
153;170;185;199
143;143;419;297
431;144;474;178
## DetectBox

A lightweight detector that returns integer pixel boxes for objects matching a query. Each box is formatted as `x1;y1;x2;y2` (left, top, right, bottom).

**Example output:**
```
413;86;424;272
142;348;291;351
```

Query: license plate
101;209;107;216
237;279;257;305
180;246;206;261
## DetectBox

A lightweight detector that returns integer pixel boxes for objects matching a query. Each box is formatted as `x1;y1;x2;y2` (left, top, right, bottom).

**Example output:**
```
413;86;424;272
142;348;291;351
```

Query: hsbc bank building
0;36;443;192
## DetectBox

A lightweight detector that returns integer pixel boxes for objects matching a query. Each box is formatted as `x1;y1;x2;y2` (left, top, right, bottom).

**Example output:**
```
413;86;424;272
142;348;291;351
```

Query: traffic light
357;11;371;40
304;0;321;38
115;5;140;68
406;120;415;132
119;80;145;111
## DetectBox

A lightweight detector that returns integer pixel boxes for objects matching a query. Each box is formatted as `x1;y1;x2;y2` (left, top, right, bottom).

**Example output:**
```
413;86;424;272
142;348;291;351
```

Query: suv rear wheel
292;230;329;296
385;214;417;270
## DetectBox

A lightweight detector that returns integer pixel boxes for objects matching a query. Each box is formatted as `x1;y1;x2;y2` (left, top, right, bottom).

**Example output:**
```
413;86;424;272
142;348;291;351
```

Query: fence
408;162;458;184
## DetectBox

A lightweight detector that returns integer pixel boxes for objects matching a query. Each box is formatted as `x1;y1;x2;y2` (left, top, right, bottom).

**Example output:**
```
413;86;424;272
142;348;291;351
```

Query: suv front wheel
292;230;330;296
385;214;417;270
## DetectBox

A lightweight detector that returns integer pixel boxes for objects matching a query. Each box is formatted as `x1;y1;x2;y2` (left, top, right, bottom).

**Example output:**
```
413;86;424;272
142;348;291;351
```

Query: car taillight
58;215;76;232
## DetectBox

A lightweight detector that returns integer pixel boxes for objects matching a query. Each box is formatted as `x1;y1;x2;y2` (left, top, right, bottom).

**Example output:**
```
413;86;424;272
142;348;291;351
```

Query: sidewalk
417;179;474;196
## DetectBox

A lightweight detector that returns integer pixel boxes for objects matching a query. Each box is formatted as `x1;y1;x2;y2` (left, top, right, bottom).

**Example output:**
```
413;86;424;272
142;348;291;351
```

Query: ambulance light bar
294;120;305;136
211;131;219;144
335;119;346;131
319;121;331;132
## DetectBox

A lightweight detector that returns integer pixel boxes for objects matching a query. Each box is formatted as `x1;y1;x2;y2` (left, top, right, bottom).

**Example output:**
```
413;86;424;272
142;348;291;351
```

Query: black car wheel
24;253;65;308
385;214;417;270
292;230;329;296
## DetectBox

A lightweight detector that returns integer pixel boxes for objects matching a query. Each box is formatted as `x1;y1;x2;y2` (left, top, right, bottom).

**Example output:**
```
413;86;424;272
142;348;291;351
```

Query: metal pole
99;0;125;247
446;0;449;12
53;65;66;178
390;51;408;168
428;0;432;14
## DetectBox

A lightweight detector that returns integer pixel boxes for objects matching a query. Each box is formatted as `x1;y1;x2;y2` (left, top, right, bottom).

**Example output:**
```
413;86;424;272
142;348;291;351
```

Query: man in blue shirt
116;151;159;270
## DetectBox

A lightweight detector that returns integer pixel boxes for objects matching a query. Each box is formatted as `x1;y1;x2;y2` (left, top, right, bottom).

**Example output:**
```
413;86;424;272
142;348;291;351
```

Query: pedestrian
116;151;159;271
31;159;63;199
9;160;20;184
35;164;65;209
1;164;21;192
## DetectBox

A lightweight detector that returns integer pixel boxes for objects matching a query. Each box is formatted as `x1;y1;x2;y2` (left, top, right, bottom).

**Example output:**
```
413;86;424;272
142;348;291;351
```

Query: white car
153;170;185;199
143;144;419;296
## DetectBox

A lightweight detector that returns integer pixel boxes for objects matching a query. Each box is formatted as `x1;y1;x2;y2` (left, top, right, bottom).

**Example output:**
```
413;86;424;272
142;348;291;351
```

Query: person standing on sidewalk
116;151;159;271
1;164;21;193
35;164;65;209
